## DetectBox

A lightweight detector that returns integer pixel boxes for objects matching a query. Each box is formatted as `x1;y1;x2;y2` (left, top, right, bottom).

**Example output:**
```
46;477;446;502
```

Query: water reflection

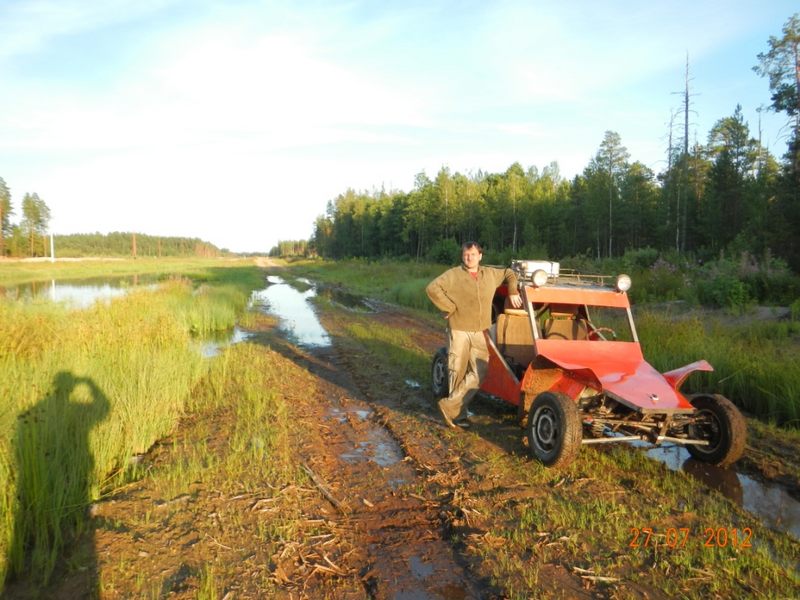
200;327;253;358
647;444;800;539
0;277;158;309
251;276;331;348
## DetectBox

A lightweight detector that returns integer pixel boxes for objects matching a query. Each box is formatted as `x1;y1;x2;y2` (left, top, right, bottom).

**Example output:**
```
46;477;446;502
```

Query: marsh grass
0;263;267;587
637;310;800;425
342;320;429;384
0;257;256;287
142;342;303;502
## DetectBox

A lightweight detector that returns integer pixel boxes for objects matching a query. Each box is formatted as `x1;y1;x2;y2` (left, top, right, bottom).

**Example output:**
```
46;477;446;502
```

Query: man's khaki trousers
439;329;488;421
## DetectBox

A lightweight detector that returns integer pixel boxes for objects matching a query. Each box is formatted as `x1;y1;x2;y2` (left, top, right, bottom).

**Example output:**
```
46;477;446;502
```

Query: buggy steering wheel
588;326;617;341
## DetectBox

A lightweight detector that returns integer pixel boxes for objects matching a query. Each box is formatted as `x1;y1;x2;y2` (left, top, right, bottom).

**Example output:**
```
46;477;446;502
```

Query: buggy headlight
616;274;632;292
532;269;548;287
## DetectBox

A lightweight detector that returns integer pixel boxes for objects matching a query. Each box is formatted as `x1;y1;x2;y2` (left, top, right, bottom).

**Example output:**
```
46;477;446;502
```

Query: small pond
0;276;160;309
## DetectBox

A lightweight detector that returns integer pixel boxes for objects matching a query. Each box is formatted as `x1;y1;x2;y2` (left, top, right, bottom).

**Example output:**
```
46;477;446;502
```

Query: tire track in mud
284;341;494;600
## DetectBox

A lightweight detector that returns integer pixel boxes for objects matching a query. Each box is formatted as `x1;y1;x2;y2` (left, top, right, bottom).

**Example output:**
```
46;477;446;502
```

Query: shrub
425;239;461;265
695;266;752;310
622;247;659;270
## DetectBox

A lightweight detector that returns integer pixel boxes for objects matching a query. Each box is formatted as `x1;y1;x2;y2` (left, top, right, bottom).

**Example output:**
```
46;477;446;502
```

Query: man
426;241;522;428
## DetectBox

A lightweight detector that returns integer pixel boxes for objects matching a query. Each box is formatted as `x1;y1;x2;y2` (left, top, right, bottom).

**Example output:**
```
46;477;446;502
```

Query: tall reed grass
0;266;265;587
0;257;255;287
637;311;800;425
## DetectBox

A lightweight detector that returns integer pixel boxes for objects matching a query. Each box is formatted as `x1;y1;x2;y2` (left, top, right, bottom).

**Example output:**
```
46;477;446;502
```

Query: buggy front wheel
526;392;582;468
686;394;745;467
431;347;449;399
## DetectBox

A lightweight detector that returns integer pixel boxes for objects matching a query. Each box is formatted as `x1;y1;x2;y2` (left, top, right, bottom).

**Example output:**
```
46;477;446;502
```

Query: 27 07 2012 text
628;527;753;549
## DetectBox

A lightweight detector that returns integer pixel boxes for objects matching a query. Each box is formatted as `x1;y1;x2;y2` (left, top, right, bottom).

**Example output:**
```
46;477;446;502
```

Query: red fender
662;359;713;391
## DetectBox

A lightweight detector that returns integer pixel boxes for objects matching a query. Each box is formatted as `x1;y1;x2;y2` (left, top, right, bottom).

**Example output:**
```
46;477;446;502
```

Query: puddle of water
355;410;372;421
409;555;434;579
316;286;375;312
647;444;800;539
0;276;159;309
330;405;406;473
372;439;404;467
251;276;331;348
339;430;405;468
328;407;348;424
339;444;367;464
200;327;253;358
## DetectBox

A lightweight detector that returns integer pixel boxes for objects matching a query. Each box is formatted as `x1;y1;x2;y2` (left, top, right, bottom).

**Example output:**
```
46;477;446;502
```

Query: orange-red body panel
663;360;713;390
524;284;631;308
482;337;696;412
482;335;521;404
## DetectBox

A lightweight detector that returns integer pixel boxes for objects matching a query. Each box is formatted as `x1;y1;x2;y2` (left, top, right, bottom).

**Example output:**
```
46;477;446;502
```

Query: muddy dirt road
17;273;800;599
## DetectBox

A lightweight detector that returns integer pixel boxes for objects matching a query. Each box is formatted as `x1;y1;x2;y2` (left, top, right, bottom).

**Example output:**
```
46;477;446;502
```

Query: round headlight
616;274;632;292
532;269;548;287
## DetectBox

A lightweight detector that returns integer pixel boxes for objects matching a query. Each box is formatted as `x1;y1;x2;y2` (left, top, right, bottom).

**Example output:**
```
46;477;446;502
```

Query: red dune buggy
431;260;746;468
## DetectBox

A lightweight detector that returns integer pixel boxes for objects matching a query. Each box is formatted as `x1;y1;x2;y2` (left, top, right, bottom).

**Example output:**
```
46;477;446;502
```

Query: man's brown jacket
426;265;518;332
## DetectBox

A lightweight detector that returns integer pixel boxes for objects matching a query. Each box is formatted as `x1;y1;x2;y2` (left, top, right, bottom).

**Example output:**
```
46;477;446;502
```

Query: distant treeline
0;180;224;259
54;232;223;258
269;239;312;257
309;114;799;271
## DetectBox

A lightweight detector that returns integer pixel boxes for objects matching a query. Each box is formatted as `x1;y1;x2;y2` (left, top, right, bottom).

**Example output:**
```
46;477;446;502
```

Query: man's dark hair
462;241;483;252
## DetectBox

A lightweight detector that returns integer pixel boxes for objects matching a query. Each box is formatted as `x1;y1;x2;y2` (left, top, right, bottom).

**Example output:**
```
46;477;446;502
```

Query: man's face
462;246;482;271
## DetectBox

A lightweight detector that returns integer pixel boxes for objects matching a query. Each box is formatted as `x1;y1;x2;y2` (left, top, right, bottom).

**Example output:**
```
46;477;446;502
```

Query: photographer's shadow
10;371;110;594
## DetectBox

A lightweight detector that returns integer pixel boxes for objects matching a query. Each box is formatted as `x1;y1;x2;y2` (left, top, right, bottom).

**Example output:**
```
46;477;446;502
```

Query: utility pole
50;232;55;263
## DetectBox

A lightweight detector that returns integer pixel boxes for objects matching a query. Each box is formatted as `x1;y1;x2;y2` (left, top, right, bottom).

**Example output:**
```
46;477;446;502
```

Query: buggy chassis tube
580;435;710;445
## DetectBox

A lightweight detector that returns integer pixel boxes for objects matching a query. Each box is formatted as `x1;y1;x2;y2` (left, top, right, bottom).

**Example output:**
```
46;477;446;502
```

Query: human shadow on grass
7;371;109;597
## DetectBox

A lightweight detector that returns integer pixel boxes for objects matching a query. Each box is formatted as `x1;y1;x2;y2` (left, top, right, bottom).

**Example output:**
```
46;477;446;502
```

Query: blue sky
0;1;796;253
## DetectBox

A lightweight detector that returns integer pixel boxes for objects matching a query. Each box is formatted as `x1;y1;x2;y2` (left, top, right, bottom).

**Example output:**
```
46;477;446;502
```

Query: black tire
686;394;746;466
431;347;449;399
526;391;582;468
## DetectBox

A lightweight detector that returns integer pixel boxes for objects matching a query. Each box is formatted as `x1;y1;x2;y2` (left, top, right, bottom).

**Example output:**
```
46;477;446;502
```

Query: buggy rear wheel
686;394;746;467
431;347;449;399
526;391;582;468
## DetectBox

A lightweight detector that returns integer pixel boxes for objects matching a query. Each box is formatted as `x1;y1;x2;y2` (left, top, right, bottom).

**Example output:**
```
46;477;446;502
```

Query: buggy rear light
531;269;549;287
616;274;632;292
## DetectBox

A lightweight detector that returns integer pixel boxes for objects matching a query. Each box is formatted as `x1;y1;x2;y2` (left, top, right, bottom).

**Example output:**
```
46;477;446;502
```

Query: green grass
0;262;268;587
